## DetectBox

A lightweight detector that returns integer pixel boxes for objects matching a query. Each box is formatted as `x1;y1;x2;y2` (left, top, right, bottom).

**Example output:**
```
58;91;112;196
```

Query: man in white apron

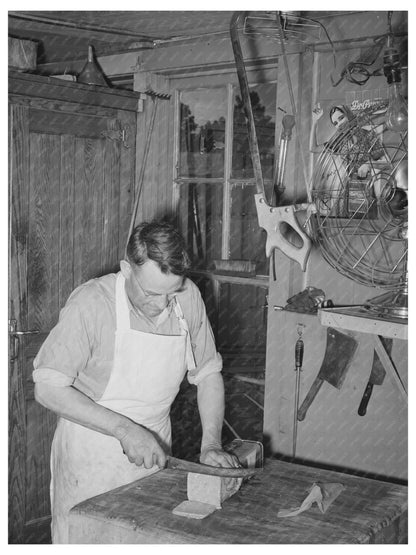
33;220;239;543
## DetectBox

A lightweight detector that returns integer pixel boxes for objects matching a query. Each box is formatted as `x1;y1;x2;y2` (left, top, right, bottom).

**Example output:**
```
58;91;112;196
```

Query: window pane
179;88;226;178
232;83;276;179
230;183;271;276
178;182;223;267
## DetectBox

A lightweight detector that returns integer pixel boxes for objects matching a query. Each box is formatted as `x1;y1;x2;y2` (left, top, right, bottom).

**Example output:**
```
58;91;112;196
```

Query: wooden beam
9;71;141;112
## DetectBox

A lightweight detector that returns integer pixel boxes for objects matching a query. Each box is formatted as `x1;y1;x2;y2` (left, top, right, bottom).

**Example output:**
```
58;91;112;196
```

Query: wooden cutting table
68;459;407;544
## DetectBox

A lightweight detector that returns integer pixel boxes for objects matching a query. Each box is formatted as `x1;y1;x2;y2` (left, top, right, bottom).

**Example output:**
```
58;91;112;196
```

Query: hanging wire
303;15;338;75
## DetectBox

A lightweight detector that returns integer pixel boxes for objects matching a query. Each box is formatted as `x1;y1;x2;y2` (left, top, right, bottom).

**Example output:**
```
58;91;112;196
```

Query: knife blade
297;328;358;421
165;455;260;478
358;337;392;416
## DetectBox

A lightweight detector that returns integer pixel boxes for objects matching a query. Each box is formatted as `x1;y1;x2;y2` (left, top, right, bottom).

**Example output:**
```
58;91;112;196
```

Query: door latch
9;319;39;362
101;119;131;148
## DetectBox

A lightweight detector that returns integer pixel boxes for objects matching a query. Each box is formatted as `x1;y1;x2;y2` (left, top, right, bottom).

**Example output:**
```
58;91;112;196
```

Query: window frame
173;76;278;266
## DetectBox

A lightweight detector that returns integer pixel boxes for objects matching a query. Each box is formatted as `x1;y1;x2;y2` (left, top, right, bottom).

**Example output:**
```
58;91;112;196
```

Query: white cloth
50;273;194;543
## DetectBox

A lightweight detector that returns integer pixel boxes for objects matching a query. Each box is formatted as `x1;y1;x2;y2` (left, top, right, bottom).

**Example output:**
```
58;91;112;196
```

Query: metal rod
293;367;301;457
243;393;264;411
233;375;265;386
274;12;310;201
224;417;242;440
9;11;154;42
293;332;304;458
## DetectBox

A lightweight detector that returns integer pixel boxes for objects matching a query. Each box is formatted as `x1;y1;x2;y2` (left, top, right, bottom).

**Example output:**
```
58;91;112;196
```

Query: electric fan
309;105;408;319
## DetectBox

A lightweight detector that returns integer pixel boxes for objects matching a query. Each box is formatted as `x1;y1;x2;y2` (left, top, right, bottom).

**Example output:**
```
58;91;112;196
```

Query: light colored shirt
33;272;222;400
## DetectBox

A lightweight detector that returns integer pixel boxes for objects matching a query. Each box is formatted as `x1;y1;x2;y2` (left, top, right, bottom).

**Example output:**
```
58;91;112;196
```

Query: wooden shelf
9;70;141;112
190;269;269;288
319;307;408;402
319;307;407;340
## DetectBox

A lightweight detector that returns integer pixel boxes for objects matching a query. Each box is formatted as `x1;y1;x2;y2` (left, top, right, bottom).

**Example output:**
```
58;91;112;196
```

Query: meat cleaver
165;456;261;478
358;337;393;416
297;327;358;421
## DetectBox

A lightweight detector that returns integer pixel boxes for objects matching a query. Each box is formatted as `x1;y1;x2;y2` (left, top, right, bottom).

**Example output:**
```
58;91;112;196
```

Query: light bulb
386;81;408;132
383;39;407;133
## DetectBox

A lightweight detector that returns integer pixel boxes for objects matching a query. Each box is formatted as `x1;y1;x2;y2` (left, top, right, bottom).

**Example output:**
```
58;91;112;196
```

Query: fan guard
310;106;408;318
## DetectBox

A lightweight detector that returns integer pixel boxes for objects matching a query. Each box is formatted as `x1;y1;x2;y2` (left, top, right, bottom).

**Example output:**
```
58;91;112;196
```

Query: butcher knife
358;337;392;416
297;327;358;421
165;456;260;478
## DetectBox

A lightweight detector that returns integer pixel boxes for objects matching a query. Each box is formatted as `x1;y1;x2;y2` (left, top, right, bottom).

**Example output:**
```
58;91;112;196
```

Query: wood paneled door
8;72;139;543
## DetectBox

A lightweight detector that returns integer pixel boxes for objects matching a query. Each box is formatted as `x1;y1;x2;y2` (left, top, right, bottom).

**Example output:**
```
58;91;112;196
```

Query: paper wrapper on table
277;482;345;518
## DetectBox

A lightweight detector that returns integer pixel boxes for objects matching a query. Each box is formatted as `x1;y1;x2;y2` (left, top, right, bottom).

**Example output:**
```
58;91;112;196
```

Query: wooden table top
70;459;408;544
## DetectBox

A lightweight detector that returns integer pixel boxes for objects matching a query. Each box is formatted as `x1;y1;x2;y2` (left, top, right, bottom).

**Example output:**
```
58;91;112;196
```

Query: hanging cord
275;12;312;203
124;97;158;257
332;62;384;87
331;33;386;87
304;16;337;84
124;88;172;256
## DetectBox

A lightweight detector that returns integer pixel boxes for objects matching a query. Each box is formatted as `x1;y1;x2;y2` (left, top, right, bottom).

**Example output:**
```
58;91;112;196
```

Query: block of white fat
172;500;217;519
187;473;242;509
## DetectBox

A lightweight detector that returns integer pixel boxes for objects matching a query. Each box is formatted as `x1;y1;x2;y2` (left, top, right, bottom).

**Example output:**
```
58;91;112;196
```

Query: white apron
50;273;195;543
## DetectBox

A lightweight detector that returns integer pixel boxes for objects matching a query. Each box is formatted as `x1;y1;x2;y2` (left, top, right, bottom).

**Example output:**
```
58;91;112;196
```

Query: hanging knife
358;337;393;416
165;456;260;478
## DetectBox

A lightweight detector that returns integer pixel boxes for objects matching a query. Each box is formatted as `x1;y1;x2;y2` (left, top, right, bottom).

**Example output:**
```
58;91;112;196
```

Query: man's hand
200;447;243;491
115;423;167;469
200;446;239;468
33;382;167;469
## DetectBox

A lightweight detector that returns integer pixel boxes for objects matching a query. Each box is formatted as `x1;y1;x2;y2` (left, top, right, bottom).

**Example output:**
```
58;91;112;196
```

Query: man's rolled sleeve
32;288;92;387
187;350;222;386
32;367;75;387
185;283;223;386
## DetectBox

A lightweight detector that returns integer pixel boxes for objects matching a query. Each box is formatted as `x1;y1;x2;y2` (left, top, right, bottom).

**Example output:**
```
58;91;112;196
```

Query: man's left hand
200;447;243;491
200;446;238;467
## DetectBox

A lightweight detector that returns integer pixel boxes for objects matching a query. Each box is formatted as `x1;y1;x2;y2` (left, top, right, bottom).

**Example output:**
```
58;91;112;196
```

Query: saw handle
297;377;324;421
358;382;374;416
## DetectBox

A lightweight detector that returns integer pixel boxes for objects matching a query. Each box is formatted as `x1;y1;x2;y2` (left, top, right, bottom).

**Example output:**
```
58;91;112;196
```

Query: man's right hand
114;423;167;469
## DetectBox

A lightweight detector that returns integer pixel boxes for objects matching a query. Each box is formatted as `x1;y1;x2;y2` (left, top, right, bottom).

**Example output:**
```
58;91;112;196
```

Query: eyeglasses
131;268;184;300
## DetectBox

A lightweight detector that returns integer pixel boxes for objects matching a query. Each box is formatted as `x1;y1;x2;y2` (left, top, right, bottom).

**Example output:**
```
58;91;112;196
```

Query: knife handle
358;382;374;416
295;337;304;369
297;377;324;421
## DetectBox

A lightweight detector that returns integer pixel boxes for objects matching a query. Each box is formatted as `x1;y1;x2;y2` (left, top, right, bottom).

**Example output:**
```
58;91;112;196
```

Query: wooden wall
99;11;408;481
9;74;139;542
262;14;408;481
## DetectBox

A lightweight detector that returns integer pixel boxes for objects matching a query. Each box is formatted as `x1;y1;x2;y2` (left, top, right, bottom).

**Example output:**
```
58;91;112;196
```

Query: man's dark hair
126;220;191;275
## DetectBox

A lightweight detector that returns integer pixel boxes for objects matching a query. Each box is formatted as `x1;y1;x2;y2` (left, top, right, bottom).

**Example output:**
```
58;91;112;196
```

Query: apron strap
115;273;131;331
173;299;197;371
116;273;196;372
